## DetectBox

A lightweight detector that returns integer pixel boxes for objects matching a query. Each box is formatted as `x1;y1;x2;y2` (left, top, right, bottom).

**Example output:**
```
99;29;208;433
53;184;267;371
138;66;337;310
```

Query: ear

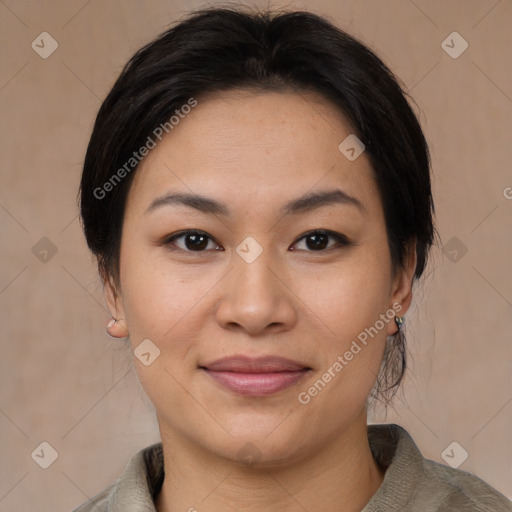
386;239;417;336
104;275;129;339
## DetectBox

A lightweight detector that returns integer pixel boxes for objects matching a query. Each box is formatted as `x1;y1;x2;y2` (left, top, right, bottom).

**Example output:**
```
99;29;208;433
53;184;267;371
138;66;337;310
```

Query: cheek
119;260;204;409
120;246;202;334
294;266;390;428
294;250;393;342
119;248;225;380
292;245;392;403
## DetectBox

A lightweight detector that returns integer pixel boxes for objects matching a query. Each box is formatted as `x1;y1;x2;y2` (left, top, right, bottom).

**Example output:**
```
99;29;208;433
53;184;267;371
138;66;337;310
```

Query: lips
200;355;311;396
202;355;309;373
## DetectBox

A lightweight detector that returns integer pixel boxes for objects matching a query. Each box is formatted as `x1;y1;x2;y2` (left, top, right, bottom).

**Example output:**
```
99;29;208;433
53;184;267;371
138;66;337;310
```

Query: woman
74;7;511;512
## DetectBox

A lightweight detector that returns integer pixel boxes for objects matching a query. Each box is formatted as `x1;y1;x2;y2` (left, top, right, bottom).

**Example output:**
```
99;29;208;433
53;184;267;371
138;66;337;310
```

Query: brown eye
164;231;222;252
291;230;350;252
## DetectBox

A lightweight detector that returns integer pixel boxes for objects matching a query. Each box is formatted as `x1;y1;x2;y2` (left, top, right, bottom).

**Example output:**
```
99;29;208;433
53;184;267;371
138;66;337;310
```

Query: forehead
125;89;380;217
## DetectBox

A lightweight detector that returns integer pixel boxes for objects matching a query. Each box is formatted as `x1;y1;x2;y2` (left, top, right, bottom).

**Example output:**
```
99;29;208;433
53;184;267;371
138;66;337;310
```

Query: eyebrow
144;188;365;217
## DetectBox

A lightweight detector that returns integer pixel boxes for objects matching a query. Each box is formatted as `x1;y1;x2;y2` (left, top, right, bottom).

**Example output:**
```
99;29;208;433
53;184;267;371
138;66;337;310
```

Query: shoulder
70;442;164;512
419;455;512;511
365;423;512;511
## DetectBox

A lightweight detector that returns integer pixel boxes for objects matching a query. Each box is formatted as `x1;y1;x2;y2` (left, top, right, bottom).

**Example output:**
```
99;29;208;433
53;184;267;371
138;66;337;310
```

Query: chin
204;416;315;467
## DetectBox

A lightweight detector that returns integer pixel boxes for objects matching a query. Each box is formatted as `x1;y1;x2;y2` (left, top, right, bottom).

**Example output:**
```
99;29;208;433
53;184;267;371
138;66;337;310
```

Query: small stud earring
395;316;404;330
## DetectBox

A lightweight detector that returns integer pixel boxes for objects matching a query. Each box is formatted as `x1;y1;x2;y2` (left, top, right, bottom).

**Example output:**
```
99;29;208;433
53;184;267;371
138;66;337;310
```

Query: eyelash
162;229;351;254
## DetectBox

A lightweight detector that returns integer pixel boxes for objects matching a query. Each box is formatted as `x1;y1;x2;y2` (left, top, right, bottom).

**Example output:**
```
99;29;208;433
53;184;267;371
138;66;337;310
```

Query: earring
106;318;128;339
395;316;404;330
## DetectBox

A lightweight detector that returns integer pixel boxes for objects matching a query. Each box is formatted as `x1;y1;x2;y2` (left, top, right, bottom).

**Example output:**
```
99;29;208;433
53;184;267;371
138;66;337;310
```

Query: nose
214;245;298;336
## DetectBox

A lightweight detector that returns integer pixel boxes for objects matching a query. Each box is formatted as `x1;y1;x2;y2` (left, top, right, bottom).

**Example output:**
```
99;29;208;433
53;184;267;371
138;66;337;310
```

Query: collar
106;423;420;511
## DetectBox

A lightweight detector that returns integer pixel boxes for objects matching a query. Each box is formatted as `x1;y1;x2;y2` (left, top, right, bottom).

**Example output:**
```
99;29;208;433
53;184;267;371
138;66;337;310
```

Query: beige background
1;0;511;510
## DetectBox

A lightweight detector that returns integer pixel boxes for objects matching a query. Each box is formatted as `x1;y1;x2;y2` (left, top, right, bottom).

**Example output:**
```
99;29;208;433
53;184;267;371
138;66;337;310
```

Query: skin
105;89;416;512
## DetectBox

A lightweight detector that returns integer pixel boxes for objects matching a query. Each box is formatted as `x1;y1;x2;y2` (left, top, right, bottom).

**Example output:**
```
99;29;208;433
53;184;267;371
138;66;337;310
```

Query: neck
155;411;384;512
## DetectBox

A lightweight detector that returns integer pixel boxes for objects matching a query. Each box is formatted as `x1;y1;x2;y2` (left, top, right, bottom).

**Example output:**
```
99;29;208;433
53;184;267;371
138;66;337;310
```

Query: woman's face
107;89;414;466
